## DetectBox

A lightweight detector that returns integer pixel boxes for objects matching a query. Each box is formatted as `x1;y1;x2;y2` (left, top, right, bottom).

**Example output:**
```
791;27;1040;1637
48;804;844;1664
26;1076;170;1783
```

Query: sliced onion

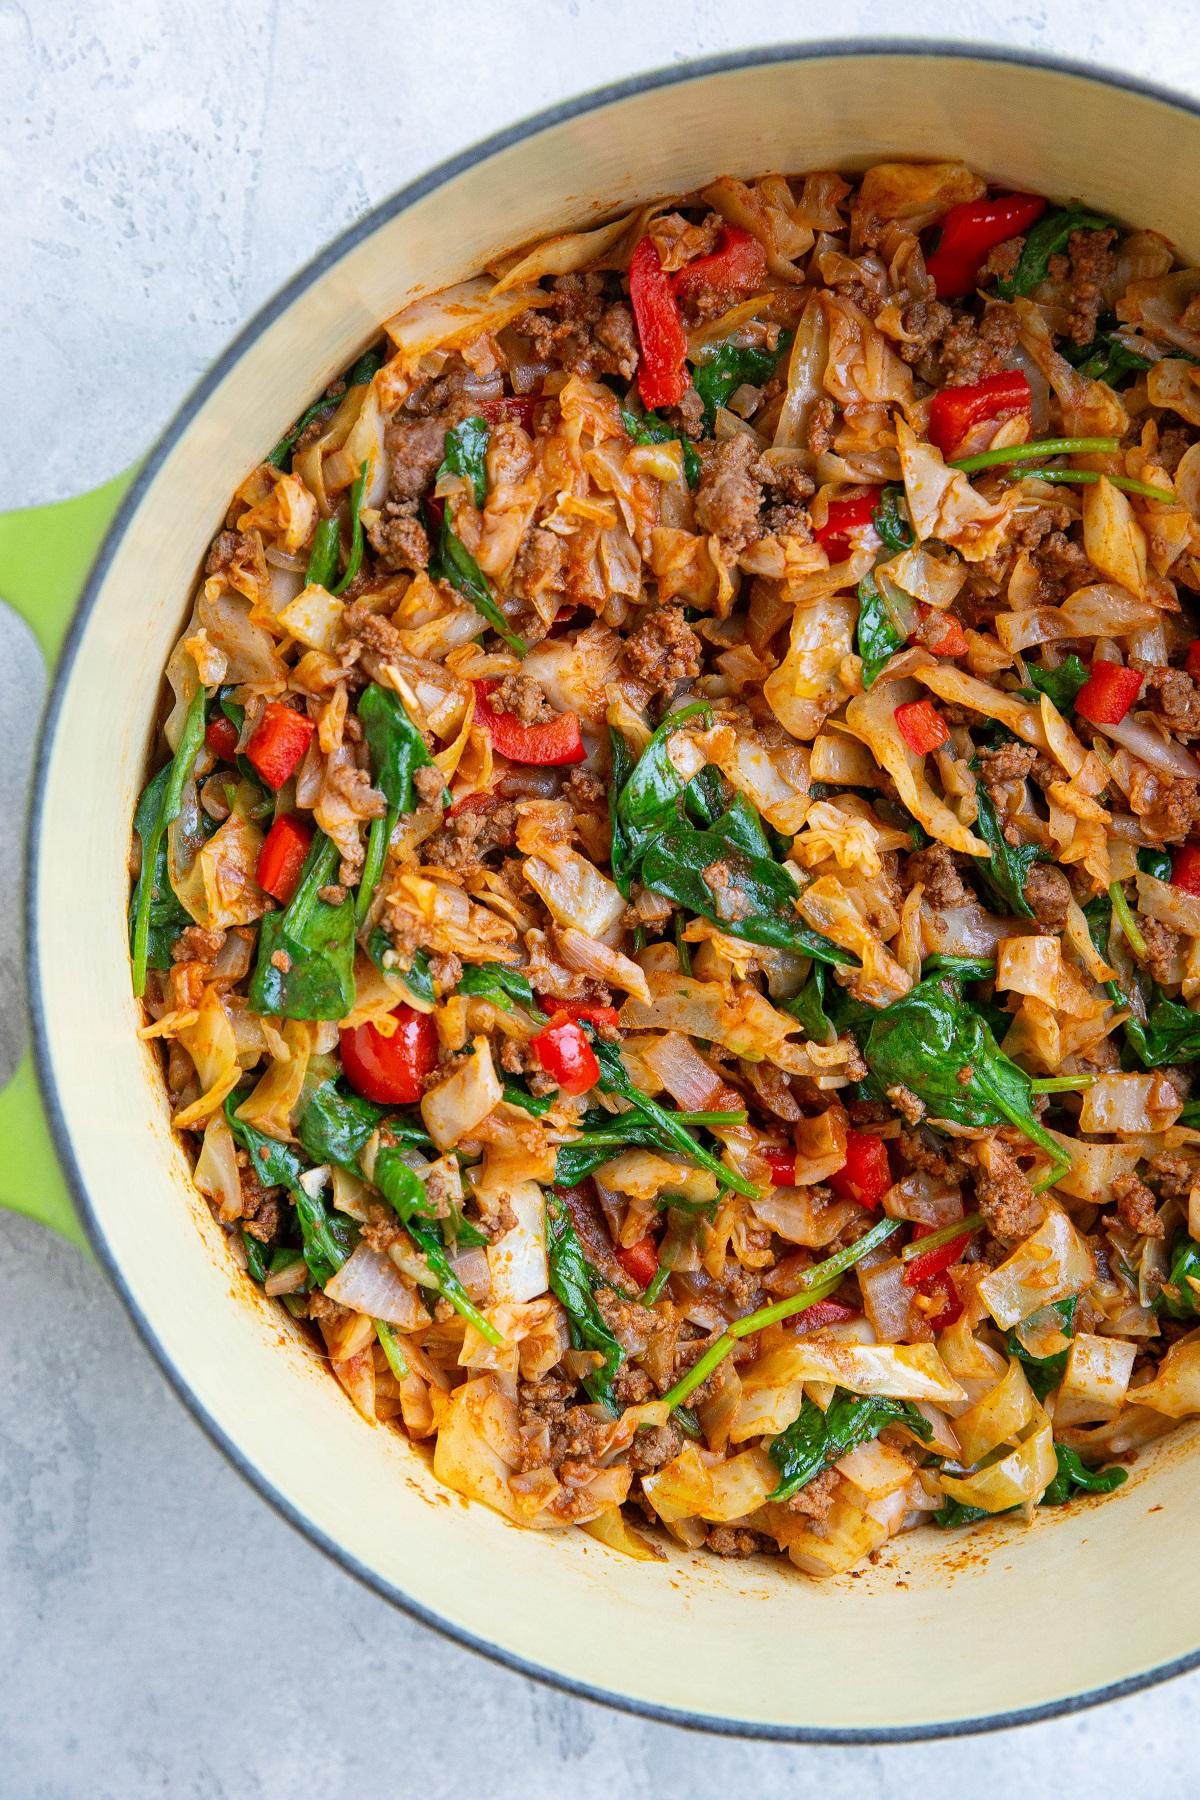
324;1244;427;1328
1093;713;1200;780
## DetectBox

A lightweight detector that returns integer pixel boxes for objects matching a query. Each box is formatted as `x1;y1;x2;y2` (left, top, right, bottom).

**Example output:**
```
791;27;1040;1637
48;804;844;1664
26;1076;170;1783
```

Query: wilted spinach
546;1195;625;1410
768;1389;932;1502
250;830;357;1020
437;414;490;508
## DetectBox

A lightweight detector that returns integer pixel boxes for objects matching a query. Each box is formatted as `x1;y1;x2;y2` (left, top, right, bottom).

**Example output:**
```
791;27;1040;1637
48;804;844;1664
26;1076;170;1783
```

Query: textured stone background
5;4;1200;1794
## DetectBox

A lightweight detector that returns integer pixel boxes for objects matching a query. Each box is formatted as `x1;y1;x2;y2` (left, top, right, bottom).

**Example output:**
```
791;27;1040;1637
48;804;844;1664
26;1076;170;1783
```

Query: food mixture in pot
131;160;1200;1575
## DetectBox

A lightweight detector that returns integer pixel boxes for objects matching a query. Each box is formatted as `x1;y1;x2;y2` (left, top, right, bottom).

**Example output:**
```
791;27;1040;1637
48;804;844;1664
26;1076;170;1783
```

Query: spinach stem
899;1212;984;1262
130;684;207;997
375;1319;409;1381
1009;469;1176;504
1109;880;1148;958
1030;1075;1097;1093
641;1264;671;1307
356;804;399;925
950;437;1120;471
674;909;693;976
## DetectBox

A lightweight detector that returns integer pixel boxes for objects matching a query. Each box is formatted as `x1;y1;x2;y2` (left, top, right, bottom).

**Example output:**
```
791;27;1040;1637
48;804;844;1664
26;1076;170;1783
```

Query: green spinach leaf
129;684;208;995
1162;1233;1200;1320
358;682;442;816
1040;1443;1127;1506
437;415;490;508
768;1388;932;1502
969;773;1044;919
617;702;713;834
994;207;1117;300
428;514;526;657
691;337;789;433
298;1080;386;1172
1007;1297;1076;1400
872;486;914;553
856;571;904;690
545;1193;625;1410
457;963;537;1011
1021;654;1089;715
590;1036;760;1200
863;972;1070;1184
330;462;368;596
620;406;701;487
249;830;357;1020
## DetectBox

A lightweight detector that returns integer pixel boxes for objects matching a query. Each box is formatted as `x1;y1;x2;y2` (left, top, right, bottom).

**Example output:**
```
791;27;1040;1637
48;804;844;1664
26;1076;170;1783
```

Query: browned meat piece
760;461;816;538
1138;917;1181;986
807;397;836;456
705;1526;772;1558
205;529;257;578
627;1424;682;1474
423;801;517;876
1157;425;1195;474
342;603;411;661
1111;1172;1164;1239
514;273;638;381
386;413;460;503
887;1084;927;1126
1031;530;1094;602
366;499;429;572
903;843;971;907
1137;664;1200;741
594;1286;658;1357
562;766;605;811
784;1466;840;1520
897;296;952;366
980;236;1025;283
1062;227;1117;347
171;925;225;965
412;764;448;807
305;1289;349;1322
512;528;566;613
938;307;1021;387
620;605;702;696
977;741;1038;795
669;385;707;440
491;673;556;725
1145;1150;1200;1205
238;1160;280;1244
1023;864;1073;935
694;435;768;550
970;1137;1041;1239
1137;779;1200;845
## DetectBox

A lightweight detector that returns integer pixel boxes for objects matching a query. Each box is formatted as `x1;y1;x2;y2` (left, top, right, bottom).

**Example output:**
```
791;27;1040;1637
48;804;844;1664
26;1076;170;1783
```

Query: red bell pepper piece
765;1147;799;1186
671;225;768;298
924;193;1047;299
615;1236;659;1289
340;1005;438;1106
445;788;494;820
902;1223;972;1287
1171;845;1200;896
255;814;313;904
531;1012;600;1097
483;396;538;432
535;997;621;1029
244;701;316;791
917;1269;964;1329
813;491;880;563
205;713;240;762
1186;641;1200;679
927;370;1032;459
1073;661;1144;727
628;237;690;410
827;1131;891;1208
894;698;950;756
473;682;587;767
792;1298;861;1334
915;606;969;657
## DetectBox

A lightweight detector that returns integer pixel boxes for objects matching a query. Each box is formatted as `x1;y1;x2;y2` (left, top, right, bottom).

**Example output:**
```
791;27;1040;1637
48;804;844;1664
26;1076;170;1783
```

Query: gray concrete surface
7;3;1200;1794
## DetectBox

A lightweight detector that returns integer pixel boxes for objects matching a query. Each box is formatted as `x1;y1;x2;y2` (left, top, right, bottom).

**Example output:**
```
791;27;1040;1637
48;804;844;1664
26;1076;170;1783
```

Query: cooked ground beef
1136;779;1200;845
938;307;1021;386
1023;864;1073;935
513;273;639;381
694;434;768;549
491;674;556;724
1111;1172;1164;1238
1061;226;1118;347
1138;664;1200;741
1138;918;1182;987
971;1138;1042;1240
366;498;430;572
904;843;971;907
620;604;702;695
784;1467;840;1520
1146;1151;1200;1205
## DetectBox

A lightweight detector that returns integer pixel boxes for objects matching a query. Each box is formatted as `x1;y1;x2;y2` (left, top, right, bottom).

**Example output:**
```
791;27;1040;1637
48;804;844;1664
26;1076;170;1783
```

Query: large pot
30;43;1200;1739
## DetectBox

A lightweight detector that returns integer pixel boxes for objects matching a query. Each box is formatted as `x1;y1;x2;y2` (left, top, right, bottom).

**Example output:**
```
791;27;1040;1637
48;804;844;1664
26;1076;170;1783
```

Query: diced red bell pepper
1171;845;1200;896
535;997;621;1029
1073;661;1144;727
671;225;768;298
917;1269;964;1329
765;1147;799;1186
827;1131;891;1208
482;396;539;432
205;713;240;762
924;193;1047;299
628;236;691;411
615;1236;659;1289
244;701;316;791
902;1223;972;1287
473;682;587;767
927;370;1032;459
813;492;881;563
914;606;969;657
339;1005;438;1106
792;1298;861;1334
446;788;494;820
1186;641;1200;679
531;1012;600;1097
894;698;950;756
255;814;313;904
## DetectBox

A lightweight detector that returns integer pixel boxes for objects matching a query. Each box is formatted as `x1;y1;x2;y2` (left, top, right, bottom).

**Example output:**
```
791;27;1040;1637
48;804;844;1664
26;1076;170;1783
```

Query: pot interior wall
34;49;1200;1733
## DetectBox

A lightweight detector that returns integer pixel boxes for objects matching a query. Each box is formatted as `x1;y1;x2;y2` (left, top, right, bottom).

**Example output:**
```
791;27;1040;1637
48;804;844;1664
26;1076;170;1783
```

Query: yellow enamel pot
28;45;1200;1739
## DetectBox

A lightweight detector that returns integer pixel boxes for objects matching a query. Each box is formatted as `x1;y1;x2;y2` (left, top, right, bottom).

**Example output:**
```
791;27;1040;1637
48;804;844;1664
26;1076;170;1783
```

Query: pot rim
28;37;1200;1743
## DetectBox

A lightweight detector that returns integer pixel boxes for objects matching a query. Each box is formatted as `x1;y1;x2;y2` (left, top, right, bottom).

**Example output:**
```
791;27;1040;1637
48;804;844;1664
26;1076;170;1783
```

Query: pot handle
0;472;134;1250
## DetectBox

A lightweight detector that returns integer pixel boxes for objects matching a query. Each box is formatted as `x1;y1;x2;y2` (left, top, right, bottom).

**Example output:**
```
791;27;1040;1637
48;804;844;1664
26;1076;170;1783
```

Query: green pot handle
0;472;134;1249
